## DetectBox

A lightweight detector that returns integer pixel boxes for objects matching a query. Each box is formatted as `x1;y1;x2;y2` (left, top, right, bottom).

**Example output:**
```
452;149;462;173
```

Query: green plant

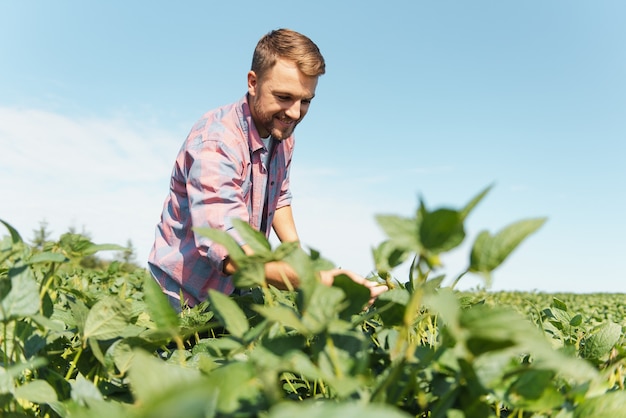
1;186;625;417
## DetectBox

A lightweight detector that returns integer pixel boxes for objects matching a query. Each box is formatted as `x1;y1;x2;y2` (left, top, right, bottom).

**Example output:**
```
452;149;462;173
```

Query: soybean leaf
253;305;309;335
506;369;564;411
1;265;40;320
83;297;131;341
419;208;465;253
268;401;413;418
469;218;547;276
574;391;626;418
372;240;410;274
459;184;493;221
332;274;372;318
0;219;23;244
375;215;420;252
208;289;249;339
142;274;180;331
206;361;264;415
580;322;622;361
14;379;58;404
194;226;246;264
128;349;203;404
232;218;271;255
232;260;266;288
82;243;126;255
27;251;68;265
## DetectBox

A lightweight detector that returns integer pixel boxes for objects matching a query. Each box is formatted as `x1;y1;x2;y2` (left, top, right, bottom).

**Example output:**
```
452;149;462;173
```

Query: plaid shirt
148;95;294;307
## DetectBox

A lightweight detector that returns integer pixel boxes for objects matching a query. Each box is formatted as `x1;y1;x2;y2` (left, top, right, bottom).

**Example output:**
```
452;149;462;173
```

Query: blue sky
1;1;624;293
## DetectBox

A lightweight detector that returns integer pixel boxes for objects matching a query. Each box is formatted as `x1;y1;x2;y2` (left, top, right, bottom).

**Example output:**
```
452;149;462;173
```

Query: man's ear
247;70;258;96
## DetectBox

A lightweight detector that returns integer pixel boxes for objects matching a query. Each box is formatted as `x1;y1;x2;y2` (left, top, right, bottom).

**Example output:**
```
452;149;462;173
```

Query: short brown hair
251;29;326;79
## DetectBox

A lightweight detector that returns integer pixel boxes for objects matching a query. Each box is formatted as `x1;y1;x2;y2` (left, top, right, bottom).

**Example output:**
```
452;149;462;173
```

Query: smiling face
247;58;319;140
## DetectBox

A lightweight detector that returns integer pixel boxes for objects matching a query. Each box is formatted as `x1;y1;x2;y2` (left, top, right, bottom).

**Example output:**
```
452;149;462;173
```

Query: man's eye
277;96;290;101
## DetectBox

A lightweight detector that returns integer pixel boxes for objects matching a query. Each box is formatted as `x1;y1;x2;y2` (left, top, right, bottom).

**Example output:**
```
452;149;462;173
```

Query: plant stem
65;345;84;380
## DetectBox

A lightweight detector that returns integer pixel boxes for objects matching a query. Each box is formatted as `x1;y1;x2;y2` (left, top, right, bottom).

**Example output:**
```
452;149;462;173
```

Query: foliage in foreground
1;186;625;417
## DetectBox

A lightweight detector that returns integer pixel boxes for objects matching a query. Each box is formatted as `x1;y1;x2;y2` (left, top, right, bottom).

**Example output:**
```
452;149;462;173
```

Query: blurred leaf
419;208;465;254
253;305;308;335
505;369;564;411
372;240;410;274
143;275;180;331
233;218;271;256
1;266;40;320
373;288;410;327
232;260;266;288
128;349;203;404
268;401;412;418
83;297;131;341
14;379;58;404
375;215;420;252
208;290;249;339
83;243;126;255
0;358;47;394
469;218;546;276
194;226;246;264
27;251;68;264
331;274;371;318
459;184;493;220
272;241;300;260
574;391;626;418
0;219;23;244
71;373;104;403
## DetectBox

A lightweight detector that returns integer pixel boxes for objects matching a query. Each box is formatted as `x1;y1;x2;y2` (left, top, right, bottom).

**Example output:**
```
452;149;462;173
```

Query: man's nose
284;101;301;120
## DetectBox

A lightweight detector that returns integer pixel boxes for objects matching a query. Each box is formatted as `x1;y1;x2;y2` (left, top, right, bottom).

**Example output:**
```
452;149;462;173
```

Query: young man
148;29;386;309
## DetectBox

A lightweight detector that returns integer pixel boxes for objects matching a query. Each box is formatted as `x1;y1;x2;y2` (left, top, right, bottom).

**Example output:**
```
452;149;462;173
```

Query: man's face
248;58;318;140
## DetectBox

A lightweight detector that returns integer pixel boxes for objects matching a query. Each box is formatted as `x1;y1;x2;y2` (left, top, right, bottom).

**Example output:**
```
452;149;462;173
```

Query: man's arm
271;205;299;243
222;243;300;290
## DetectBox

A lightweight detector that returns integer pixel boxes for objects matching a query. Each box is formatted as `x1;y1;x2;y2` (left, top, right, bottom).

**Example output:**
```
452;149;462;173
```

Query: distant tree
118;239;137;265
31;220;52;250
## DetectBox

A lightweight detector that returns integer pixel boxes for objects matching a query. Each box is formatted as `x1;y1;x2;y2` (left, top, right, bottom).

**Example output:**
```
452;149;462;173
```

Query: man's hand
319;268;388;303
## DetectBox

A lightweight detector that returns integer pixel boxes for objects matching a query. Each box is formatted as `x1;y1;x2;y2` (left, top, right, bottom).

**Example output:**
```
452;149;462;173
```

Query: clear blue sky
1;1;624;293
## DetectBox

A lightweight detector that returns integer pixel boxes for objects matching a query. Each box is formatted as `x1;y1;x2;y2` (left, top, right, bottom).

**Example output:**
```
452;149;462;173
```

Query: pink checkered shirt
148;95;294;307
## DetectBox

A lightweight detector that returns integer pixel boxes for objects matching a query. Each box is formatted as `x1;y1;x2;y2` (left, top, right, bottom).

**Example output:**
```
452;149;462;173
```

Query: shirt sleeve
185;138;250;269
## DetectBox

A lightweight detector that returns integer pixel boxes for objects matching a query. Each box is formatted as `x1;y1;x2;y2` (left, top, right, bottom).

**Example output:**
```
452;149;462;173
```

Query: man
148;29;386;310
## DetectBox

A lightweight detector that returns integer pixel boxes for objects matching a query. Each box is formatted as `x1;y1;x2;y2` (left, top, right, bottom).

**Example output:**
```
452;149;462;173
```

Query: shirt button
270;181;275;185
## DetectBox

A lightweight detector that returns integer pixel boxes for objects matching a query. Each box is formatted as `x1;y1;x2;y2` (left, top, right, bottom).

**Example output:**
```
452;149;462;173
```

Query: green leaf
1;266;40;320
143;275;180;331
505;369;564;411
419;208;465;253
232;260;266;288
232;218;271;255
574;391;626;418
83;243;127;255
253;305;308;335
14;379;58;404
375;214;420;252
0;219;23;244
27;251;68;264
83;297;131;341
194;226;246;263
580;322;622;360
128;349;203;404
469;217;547;275
331;274;372;318
208;289;249;339
459;184;493;220
268;401;413;418
372;240;410;274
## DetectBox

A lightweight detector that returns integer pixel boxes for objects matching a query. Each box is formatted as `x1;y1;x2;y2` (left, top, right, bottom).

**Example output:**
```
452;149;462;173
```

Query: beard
252;100;299;141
